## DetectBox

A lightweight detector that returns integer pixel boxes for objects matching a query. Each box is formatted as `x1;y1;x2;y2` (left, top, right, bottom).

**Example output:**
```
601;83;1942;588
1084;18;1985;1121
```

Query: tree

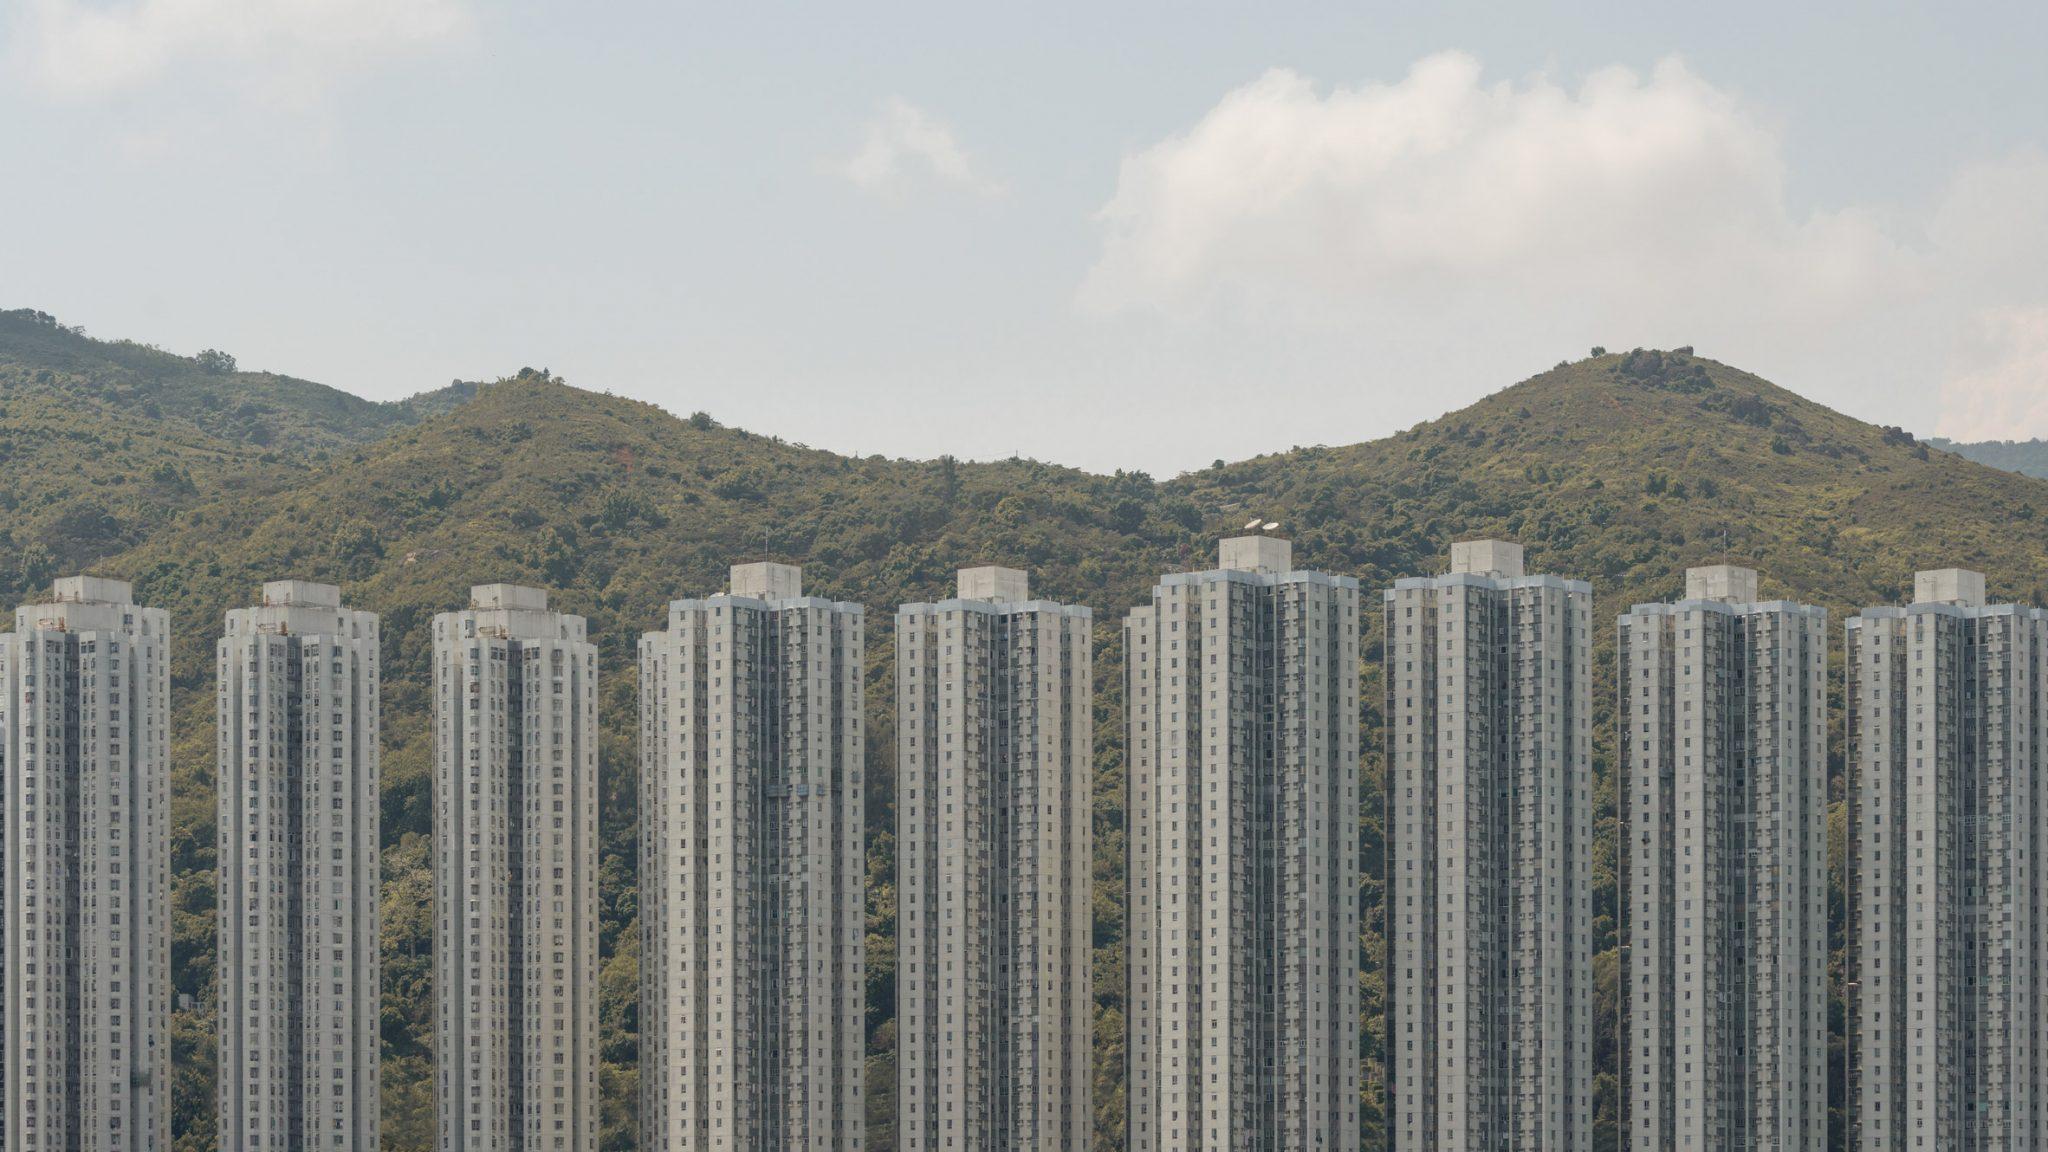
193;348;237;374
18;541;53;588
329;521;385;575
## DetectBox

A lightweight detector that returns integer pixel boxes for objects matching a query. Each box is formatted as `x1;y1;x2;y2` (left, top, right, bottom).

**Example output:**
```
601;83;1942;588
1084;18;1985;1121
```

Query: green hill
15;330;2048;1152
1929;435;2048;479
0;308;474;455
0;308;475;600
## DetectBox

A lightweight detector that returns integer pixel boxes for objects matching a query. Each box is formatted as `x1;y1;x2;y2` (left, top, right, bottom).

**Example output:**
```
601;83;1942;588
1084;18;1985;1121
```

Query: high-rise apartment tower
1619;566;1828;1151
217;581;382;1152
639;563;865;1152
1848;569;2048;1149
1386;540;1594;1152
433;585;598;1152
0;577;172;1152
1125;536;1361;1152
896;567;1092;1152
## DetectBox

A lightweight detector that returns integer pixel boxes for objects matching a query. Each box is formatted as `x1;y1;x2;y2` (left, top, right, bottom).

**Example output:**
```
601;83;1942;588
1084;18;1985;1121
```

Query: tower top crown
51;575;134;605
1219;536;1292;574
731;562;803;600
1914;568;1986;607
262;580;341;608
471;583;549;611
957;566;1028;602
1685;565;1759;604
1450;539;1524;579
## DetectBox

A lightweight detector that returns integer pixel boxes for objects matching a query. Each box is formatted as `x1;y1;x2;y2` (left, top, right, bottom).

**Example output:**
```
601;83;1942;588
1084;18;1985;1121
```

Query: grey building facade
1125;536;1361;1152
1619;566;1828;1152
0;577;172;1152
896;567;1092;1152
1848;569;2048;1150
638;563;865;1152
1386;540;1593;1152
433;585;599;1152
217;581;382;1152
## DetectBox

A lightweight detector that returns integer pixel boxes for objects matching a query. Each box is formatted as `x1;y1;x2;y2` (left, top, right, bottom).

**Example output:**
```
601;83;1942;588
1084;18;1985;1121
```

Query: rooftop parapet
731;562;803;600
1219;536;1292;575
262;580;342;609
957;566;1029;603
1914;568;1986;608
1450;539;1525;579
1685;565;1760;604
471;583;550;611
51;575;135;605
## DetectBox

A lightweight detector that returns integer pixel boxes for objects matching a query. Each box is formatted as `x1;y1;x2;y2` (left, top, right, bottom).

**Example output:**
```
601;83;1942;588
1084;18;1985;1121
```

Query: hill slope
0;307;477;608
23;341;2048;1151
1187;346;2047;607
0;308;475;455
1929;435;2048;479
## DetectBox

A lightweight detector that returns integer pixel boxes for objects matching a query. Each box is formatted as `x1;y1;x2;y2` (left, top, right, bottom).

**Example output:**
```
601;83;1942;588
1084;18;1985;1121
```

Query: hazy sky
4;1;2046;474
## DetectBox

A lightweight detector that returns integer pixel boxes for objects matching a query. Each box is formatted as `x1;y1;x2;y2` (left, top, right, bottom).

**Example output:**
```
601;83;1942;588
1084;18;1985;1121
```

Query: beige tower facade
896;567;1092;1152
0;577;172;1152
1848;569;2048;1150
638;563;865;1152
432;585;599;1152
1619;567;1828;1152
1125;536;1361;1152
217;581;382;1152
1386;540;1593;1152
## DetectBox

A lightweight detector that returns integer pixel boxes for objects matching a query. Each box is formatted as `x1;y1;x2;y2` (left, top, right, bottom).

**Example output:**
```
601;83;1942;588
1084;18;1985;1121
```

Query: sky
3;1;2046;475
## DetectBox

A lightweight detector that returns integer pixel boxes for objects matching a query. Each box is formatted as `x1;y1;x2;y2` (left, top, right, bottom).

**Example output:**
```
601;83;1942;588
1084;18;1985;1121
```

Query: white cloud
1081;53;1914;320
1937;308;2048;442
16;0;469;102
1077;53;2048;441
842;97;1001;196
1928;150;2048;302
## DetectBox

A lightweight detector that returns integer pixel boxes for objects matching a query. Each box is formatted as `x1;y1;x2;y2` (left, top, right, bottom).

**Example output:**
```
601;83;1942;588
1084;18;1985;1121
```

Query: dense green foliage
0;309;473;596
1929;435;2048;479
9;321;2048;1151
0;309;471;455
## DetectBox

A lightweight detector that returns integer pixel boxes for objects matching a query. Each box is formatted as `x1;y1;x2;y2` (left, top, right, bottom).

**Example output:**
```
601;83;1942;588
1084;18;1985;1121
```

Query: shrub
193;348;237;375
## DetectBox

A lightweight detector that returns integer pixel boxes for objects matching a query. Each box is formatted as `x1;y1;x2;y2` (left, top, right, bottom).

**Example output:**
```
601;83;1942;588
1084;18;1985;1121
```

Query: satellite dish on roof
1245;516;1263;529
1263;521;1280;531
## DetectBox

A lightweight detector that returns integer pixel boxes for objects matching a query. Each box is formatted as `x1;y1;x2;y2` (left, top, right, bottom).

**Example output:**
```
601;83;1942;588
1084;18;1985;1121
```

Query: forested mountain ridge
0;308;474;457
1929;435;2048;479
0;308;475;594
8;325;2048;1151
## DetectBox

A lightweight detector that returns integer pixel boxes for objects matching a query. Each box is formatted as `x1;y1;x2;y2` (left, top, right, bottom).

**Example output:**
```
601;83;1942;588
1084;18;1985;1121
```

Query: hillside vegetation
0;308;473;597
1930;435;2048;479
10;320;2048;1151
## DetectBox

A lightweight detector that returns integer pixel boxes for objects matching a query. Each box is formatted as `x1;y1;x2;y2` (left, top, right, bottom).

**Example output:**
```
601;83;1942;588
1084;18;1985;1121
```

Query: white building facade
0;577;172;1152
896;567;1092;1152
1125;536;1361;1152
1848;569;2048;1150
1619;566;1828;1152
1386;540;1593;1152
433;585;599;1152
639;563;865;1152
216;580;382;1152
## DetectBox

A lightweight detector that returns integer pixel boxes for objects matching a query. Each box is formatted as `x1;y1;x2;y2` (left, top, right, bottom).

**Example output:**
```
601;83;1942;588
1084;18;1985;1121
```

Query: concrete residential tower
638;563;865;1152
1619;566;1828;1152
896;567;1092;1152
1848;569;2048;1149
217;582;382;1152
0;577;172;1152
433;585;598;1152
1124;536;1361;1152
1386;540;1594;1152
